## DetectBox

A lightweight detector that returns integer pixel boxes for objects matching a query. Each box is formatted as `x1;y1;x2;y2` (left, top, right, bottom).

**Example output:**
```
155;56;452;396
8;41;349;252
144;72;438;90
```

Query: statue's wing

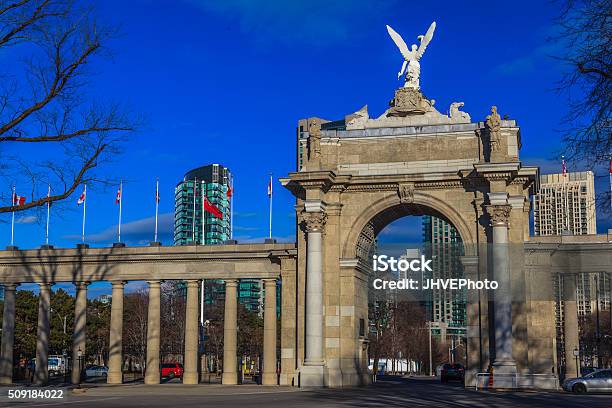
386;25;411;60
416;21;436;60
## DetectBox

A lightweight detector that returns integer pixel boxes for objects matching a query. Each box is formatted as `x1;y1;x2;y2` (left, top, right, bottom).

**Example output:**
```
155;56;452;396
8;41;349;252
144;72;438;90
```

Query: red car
161;363;184;379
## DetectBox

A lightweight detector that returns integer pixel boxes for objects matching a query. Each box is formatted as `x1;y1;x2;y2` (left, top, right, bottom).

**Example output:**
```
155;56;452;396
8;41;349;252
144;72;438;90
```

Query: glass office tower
174;164;231;245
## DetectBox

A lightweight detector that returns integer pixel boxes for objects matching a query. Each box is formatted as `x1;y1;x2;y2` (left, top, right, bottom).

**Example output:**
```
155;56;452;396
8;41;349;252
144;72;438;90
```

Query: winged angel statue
386;22;436;90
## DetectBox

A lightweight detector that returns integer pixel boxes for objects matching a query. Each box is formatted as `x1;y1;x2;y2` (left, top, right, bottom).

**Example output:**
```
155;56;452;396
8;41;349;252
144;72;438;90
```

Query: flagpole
230;175;234;240
118;180;123;243
202;183;206;244
268;173;273;239
82;185;87;243
45;184;51;245
154;178;159;243
192;177;197;244
10;186;15;247
562;156;569;233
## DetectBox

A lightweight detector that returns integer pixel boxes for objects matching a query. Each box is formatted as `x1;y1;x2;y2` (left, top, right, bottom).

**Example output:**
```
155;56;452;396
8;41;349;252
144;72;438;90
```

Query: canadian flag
115;186;122;204
562;157;567;177
77;187;86;205
227;185;233;199
12;192;25;206
203;197;223;219
267;176;272;198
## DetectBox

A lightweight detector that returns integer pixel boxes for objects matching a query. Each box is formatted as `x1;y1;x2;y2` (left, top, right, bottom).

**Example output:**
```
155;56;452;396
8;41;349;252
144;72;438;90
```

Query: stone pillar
461;256;480;387
0;283;18;384
300;211;326;386
183;280;200;384
107;281;125;384
487;204;517;376
222;279;238;385
144;281;161;384
262;279;277;385
71;282;89;384
34;283;52;385
563;274;579;378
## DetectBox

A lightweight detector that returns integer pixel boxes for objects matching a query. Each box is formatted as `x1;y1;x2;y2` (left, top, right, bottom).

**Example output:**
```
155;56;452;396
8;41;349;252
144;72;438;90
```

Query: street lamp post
77;347;83;387
573;347;580;377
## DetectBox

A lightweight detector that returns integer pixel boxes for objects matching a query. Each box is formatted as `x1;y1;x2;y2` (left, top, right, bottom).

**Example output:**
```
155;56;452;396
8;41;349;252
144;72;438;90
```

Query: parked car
85;365;109;378
562;369;612;393
440;363;464;384
161;363;184;379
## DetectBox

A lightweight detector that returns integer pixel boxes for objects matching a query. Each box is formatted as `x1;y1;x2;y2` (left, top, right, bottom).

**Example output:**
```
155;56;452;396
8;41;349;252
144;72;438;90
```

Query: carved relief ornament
300;211;327;233
486;204;512;227
398;182;415;203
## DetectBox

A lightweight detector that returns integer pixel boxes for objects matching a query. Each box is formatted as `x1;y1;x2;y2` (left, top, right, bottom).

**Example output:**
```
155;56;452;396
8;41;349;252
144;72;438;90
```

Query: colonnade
0;278;279;386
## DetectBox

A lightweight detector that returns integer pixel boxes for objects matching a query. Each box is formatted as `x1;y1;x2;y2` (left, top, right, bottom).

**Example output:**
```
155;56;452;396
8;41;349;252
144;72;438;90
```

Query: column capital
3;283;19;291
38;282;53;289
224;279;238;287
186;280;200;288
262;278;277;284
73;281;91;289
111;280;127;288
147;280;161;288
486;204;512;227
299;211;327;233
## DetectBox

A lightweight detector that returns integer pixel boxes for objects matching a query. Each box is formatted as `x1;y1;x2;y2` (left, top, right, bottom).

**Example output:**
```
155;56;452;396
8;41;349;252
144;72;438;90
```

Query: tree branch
0;142;106;213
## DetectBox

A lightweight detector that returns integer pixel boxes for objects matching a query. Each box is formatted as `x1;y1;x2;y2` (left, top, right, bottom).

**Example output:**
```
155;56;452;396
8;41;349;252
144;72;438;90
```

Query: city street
0;376;610;408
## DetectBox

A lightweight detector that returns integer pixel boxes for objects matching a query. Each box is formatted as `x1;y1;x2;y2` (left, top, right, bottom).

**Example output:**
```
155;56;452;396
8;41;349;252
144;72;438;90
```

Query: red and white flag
227;184;233;199
203;197;223;219
115;185;122;204
12;192;25;206
77;187;86;205
562;157;567;177
267;176;273;198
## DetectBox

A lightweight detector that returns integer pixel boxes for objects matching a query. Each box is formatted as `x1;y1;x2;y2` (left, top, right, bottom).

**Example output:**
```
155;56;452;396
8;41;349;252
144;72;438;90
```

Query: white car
85;365;109;378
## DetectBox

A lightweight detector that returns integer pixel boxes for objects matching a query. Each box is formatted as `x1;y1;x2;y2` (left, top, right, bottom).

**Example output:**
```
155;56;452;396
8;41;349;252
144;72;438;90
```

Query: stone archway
343;189;478;263
282;85;557;390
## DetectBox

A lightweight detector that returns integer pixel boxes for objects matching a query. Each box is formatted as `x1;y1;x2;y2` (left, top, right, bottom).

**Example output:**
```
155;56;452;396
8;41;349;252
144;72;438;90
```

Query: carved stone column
0;283;18;384
144;281;161;384
34;283;52;385
486;204;517;375
299;211;326;387
563;274;579;378
72;281;89;384
222;279;238;385
262;279;277;385
183;280;200;384
107;281;125;384
460;256;480;387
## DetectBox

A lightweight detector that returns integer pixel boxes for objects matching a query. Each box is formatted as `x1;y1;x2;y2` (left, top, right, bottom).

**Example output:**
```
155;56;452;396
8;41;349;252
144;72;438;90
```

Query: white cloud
16;215;37;224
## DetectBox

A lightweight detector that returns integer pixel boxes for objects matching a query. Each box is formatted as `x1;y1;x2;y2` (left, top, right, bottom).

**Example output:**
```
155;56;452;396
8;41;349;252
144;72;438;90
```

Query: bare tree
0;0;137;214
123;289;148;374
554;0;611;209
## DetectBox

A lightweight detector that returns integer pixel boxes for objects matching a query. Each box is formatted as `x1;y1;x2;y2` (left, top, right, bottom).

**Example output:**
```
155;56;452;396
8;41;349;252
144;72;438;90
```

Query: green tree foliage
13;291;38;360
49;289;74;356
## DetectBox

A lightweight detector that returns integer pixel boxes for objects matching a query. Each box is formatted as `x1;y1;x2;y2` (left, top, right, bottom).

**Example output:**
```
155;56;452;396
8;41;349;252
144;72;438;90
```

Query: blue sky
2;0;610;257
